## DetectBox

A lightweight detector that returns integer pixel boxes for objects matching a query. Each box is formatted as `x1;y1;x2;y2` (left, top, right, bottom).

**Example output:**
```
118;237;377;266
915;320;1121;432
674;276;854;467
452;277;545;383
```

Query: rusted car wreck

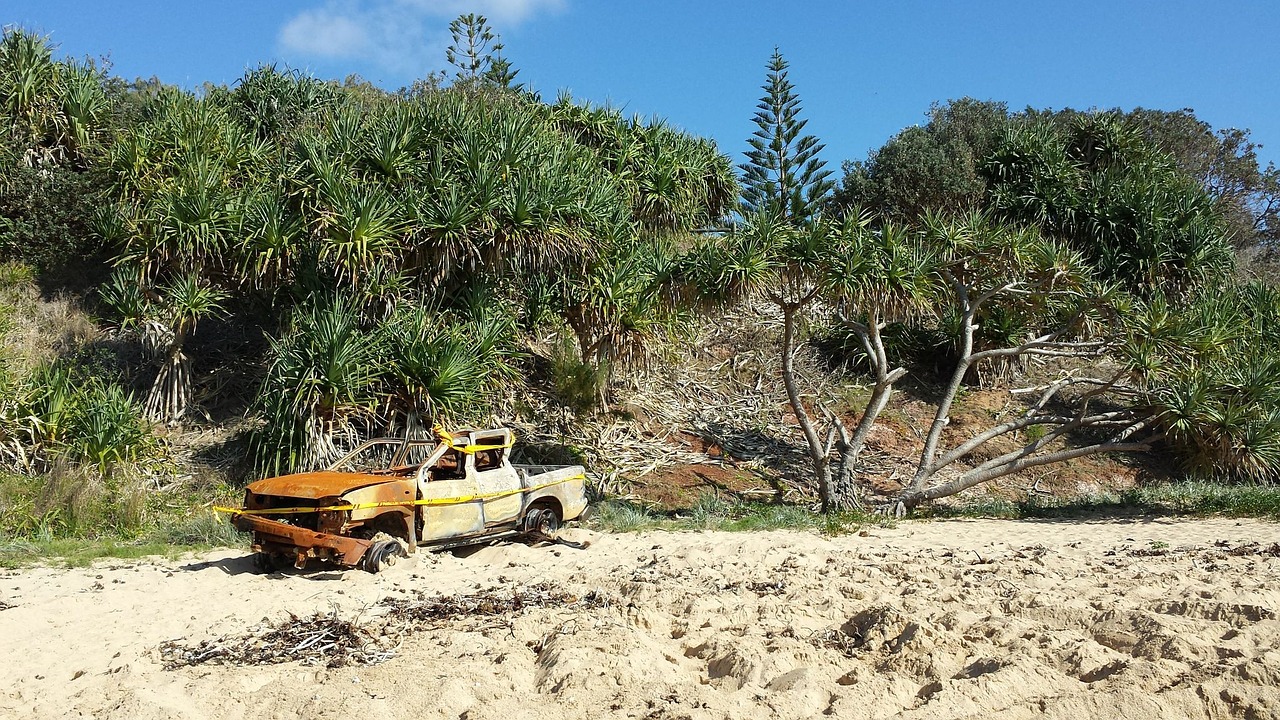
224;427;588;572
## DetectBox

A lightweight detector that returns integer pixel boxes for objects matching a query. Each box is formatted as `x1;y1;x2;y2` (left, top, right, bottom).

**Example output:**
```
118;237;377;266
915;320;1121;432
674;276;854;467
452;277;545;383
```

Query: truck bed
513;463;583;482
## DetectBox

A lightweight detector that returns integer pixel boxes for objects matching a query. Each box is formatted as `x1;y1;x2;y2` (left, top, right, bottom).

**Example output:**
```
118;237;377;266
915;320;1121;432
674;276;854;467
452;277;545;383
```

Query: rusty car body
228;428;588;572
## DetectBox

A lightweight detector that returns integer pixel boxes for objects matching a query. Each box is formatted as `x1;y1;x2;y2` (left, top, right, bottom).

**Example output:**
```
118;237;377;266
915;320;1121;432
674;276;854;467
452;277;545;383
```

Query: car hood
247;471;391;500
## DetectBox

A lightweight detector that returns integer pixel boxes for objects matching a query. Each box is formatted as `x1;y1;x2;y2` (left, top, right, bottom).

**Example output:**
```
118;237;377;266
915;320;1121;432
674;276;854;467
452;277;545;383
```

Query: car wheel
527;505;561;537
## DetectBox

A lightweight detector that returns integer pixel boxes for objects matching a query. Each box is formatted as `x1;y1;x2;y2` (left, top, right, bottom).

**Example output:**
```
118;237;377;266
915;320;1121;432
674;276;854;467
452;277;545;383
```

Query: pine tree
740;49;833;222
446;14;501;82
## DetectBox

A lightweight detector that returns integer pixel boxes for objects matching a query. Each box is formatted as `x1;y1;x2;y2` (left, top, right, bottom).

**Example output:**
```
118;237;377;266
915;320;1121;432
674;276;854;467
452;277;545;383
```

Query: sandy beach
2;517;1278;719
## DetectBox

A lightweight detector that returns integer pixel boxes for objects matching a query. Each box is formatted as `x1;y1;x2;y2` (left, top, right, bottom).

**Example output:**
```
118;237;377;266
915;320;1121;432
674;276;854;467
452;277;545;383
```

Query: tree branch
907;435;1159;504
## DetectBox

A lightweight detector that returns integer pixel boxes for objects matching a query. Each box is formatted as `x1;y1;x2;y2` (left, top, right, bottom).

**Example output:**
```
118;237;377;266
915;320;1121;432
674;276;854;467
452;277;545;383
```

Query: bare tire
362;538;407;573
525;505;561;537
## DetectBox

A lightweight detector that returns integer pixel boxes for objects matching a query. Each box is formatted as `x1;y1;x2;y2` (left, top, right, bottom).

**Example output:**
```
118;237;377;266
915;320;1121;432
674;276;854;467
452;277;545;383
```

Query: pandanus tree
248;66;730;467
689;210;938;511
1136;284;1280;483
102;92;269;422
819;216;940;492
382;295;520;423
693;49;904;511
100;27;742;465
883;213;1157;513
985;113;1235;294
100;270;227;421
285;90;632;291
0;27;108;168
541;99;738;406
0;28;112;269
223;64;340;145
546;235;687;410
885;270;1280;514
251;295;383;473
251;292;522;475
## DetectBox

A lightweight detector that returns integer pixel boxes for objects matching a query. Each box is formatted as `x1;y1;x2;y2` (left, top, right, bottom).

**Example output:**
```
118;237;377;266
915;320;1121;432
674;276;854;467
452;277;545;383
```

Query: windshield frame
326;438;439;474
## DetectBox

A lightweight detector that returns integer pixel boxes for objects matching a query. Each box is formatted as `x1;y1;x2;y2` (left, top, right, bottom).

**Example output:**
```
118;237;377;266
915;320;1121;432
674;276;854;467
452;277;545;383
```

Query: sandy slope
2;518;1279;719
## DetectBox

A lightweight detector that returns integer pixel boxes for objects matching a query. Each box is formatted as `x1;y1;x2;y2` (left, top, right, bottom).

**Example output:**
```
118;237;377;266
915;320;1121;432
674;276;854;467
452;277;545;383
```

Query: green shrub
935;481;1280;520
150;510;246;547
251;294;522;475
588;494;875;535
0;260;34;288
587;499;664;532
0;167;109;271
0;357;154;476
0;461;148;537
62;382;153;469
549;334;607;416
1134;286;1280;483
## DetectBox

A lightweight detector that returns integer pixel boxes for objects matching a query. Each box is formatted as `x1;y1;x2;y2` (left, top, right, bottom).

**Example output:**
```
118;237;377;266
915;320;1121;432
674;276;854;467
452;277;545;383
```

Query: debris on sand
158;583;609;669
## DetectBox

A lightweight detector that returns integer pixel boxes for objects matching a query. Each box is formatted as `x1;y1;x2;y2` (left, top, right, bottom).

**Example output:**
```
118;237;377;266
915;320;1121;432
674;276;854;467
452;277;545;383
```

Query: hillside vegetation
1;18;1279;547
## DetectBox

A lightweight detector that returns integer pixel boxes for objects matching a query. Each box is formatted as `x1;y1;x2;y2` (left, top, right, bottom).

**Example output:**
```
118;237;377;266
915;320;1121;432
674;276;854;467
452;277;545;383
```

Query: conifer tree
446;14;501;82
740;50;833;222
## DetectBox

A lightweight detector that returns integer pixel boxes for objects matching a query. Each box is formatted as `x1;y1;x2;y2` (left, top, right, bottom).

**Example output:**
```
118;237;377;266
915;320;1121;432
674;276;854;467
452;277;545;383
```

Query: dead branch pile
159;583;609;670
1222;541;1280;557
810;627;860;658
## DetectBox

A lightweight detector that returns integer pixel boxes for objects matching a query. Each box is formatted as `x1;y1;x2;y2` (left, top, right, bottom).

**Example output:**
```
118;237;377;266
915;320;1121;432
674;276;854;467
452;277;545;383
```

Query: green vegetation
0;465;244;567
0;528;244;569
0;28;110;272
591;482;1280;532
924;481;1280;520
588;494;877;535
0;20;1278;567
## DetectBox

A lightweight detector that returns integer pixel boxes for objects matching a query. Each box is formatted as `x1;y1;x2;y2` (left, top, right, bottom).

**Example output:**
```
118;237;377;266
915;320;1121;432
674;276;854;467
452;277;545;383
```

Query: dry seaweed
159;583;610;669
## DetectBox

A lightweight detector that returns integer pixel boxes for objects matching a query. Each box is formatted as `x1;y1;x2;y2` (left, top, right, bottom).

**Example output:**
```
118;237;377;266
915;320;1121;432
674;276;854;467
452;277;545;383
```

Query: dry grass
0;261;100;372
512;301;834;502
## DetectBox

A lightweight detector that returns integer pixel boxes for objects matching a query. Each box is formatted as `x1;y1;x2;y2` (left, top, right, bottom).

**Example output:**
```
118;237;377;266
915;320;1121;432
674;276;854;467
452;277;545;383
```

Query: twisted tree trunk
884;274;1147;516
142;347;192;423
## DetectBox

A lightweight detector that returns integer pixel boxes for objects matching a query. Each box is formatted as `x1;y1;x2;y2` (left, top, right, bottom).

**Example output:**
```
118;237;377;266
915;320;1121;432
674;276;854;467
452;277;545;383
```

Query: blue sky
10;1;1280;169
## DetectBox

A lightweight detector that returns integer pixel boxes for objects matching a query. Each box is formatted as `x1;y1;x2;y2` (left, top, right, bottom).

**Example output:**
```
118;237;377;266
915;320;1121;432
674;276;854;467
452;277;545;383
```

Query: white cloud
278;8;370;60
277;0;564;77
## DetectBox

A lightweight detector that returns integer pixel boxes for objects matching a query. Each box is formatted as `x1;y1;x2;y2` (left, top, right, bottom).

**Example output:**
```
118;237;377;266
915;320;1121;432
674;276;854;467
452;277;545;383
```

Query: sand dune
2;517;1279;719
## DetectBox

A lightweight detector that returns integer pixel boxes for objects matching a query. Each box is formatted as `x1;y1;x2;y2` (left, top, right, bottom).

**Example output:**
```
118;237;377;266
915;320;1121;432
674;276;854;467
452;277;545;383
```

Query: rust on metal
247;471;394;500
232;513;372;566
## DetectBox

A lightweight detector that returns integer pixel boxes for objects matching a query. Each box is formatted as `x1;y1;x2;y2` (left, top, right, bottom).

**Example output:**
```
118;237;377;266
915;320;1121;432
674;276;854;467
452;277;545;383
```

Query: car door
418;444;484;542
471;430;522;526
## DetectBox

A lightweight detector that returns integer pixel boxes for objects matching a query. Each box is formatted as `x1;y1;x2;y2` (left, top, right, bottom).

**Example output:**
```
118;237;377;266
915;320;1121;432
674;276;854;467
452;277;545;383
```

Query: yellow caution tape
432;424;516;455
214;473;585;517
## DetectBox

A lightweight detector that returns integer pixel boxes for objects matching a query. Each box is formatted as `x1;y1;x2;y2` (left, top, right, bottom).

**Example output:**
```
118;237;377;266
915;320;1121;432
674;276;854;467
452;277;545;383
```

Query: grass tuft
0;535;242;569
150;510;247;547
587;492;882;535
0;467;246;567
